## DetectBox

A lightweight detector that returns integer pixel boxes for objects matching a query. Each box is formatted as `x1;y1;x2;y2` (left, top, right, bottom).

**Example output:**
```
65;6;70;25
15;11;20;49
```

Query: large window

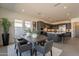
14;20;23;27
14;19;23;38
25;21;31;29
14;19;32;38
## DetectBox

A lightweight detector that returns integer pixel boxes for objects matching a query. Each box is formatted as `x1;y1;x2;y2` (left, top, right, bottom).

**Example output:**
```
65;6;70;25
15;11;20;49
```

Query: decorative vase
31;33;37;42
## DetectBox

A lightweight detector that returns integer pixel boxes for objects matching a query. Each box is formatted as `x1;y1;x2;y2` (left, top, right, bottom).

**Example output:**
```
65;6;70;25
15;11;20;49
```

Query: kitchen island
47;32;66;42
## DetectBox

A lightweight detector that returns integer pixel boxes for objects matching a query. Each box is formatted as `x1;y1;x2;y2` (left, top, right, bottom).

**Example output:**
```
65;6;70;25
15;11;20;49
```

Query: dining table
24;35;48;55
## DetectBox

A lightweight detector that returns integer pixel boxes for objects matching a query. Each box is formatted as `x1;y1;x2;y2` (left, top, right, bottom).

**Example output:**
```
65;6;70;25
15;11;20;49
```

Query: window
14;20;23;27
14;19;24;38
14;19;32;38
25;21;31;29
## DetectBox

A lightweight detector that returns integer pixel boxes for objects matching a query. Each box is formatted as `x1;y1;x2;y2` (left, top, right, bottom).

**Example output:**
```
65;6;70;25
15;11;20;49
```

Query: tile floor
54;37;79;56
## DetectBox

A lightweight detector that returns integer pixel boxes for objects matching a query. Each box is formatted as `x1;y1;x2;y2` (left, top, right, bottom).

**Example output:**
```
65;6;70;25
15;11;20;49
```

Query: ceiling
0;3;79;23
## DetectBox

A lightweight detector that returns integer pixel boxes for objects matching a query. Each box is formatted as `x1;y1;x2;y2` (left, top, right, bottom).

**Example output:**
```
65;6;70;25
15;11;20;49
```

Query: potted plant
1;18;11;46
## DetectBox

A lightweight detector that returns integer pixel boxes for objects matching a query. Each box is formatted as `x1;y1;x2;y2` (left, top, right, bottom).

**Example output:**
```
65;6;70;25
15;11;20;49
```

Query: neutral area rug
8;44;63;56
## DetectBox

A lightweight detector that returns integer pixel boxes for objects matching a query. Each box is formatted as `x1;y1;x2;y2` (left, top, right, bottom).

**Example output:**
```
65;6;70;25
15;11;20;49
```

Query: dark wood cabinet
37;21;71;33
37;21;53;31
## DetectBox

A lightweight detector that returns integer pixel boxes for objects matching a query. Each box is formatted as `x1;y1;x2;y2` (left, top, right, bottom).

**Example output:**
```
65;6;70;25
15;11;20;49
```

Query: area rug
7;44;63;56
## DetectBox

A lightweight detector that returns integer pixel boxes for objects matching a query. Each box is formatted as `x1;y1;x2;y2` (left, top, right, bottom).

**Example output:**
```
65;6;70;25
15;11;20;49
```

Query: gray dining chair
35;40;53;56
16;39;33;56
15;38;28;52
15;38;27;49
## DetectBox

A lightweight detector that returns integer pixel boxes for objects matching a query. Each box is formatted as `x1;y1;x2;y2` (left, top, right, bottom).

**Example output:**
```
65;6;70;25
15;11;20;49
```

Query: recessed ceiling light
22;9;24;12
64;6;67;9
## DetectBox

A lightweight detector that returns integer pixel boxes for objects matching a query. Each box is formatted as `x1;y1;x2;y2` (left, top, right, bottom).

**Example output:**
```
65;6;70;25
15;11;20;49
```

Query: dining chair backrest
44;40;53;53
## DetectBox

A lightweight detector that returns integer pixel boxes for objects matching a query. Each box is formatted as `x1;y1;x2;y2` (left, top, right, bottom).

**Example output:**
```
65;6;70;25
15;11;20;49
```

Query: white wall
71;18;79;38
